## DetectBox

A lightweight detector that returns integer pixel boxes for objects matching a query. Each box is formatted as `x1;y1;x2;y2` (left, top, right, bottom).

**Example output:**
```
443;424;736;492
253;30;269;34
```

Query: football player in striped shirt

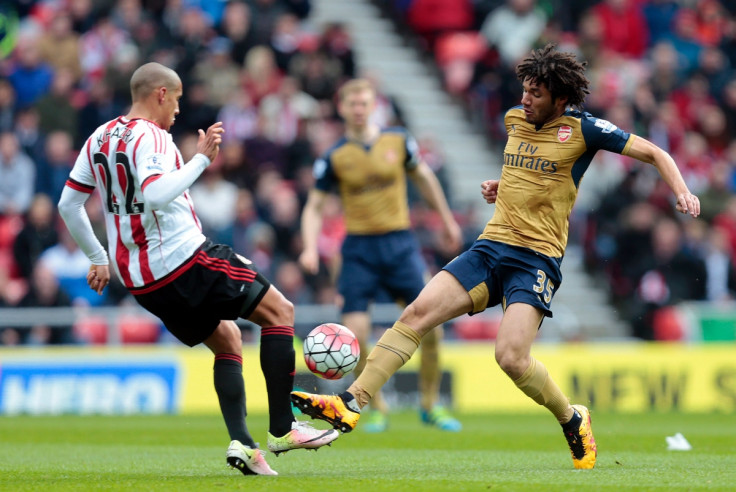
59;62;338;476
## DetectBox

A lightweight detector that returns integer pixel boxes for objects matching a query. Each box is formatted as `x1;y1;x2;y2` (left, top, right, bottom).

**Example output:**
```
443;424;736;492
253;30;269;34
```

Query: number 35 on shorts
532;269;555;303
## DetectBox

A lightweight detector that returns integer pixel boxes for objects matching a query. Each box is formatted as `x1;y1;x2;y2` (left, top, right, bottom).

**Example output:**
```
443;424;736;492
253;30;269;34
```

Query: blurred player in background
58;62;338;476
299;78;463;432
292;45;701;469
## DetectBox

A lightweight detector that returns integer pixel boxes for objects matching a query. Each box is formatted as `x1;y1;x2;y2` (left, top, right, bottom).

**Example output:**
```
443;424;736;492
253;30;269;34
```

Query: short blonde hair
338;78;375;101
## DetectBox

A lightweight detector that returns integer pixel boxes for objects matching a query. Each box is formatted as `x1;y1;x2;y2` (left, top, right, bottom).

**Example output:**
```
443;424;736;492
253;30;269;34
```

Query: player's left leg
247;285;339;454
204;320;278;475
495;303;596;469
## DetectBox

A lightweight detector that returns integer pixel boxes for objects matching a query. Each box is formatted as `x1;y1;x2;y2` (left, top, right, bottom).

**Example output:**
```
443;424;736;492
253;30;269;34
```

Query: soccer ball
303;323;360;380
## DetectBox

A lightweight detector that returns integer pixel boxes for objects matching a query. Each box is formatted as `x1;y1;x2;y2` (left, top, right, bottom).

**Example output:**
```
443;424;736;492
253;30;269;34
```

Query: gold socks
513;357;573;424
349;321;421;408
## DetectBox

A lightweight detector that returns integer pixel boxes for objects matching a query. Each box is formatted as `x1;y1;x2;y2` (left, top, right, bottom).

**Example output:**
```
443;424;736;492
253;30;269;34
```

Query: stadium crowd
1;0;735;344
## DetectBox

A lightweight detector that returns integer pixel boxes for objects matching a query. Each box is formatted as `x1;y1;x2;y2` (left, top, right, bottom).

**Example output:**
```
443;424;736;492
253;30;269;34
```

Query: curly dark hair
516;44;590;109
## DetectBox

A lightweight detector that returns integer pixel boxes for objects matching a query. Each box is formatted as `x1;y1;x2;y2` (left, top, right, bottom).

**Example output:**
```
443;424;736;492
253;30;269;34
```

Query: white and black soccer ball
303;323;360;380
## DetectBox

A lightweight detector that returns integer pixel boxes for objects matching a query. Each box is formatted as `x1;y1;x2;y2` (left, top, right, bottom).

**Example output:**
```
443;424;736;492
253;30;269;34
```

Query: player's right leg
292;271;473;432
246;284;339;453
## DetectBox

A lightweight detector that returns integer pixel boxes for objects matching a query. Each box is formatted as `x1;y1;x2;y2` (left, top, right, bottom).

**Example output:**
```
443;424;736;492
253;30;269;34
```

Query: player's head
515;44;589;125
337;78;376;129
129;62;182;131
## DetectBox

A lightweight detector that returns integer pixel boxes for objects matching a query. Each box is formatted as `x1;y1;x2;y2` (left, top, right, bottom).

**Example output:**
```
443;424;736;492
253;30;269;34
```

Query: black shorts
133;241;270;346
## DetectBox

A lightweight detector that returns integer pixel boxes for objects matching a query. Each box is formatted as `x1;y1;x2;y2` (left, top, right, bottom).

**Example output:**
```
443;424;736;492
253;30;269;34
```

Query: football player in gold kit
299;79;463;432
292;45;700;469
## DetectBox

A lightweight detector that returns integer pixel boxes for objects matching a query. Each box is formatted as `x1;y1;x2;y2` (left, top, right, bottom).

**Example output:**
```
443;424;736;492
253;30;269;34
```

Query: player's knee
495;347;525;378
267;296;294;326
399;301;423;326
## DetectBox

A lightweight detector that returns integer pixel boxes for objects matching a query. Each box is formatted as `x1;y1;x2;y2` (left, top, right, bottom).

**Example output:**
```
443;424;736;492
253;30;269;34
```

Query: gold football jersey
313;128;420;234
480;107;635;257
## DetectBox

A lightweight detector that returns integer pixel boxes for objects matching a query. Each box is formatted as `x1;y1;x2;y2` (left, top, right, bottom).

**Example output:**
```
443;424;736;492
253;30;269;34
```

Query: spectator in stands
7;33;54;109
320;22;355;78
192;37;241;108
219;1;257;65
260;76;319;145
17;260;75;345
270;13;307;72
590;0;649;59
37;10;82;82
249;0;289;47
190;164;240;245
630;217;707;339
242;45;283;106
77;81;125;147
12;193;58;280
480;0;547;67
0;131;35;216
35;131;76;205
79;16;134;86
218;92;259;147
39;228;108;307
703;226;736;301
34;68;79;143
0;79;16;134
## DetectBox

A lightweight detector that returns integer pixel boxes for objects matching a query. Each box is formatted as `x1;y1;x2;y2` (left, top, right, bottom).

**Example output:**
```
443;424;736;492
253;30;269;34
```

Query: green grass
1;411;734;491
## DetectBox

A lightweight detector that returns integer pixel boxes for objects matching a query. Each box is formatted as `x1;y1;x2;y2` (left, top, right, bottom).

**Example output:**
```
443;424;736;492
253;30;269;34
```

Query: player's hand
481;180;499;204
441;219;463;255
86;264;111;295
299;249;320;275
675;192;700;218
197;122;225;162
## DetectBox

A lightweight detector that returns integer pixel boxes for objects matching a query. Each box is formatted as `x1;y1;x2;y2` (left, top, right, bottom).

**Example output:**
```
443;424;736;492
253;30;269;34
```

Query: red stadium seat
454;314;501;340
652;306;686;341
73;316;109;344
435;31;487;67
118;314;160;344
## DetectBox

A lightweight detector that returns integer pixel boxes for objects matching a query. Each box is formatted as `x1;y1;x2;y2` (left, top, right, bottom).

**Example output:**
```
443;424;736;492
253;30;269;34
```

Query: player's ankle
340;391;361;413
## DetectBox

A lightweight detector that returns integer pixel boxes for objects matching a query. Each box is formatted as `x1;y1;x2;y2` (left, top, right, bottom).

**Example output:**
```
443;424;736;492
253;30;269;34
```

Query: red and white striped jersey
65;116;205;290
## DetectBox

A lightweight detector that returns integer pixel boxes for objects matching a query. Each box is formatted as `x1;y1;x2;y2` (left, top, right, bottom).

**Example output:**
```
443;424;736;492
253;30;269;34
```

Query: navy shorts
134;241;270;346
443;239;563;317
338;230;426;313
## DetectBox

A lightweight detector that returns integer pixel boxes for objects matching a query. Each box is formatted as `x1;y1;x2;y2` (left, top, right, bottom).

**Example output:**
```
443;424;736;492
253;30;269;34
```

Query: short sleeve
67;139;96;191
313;154;336;192
580;113;634;155
404;132;420;171
135;128;176;184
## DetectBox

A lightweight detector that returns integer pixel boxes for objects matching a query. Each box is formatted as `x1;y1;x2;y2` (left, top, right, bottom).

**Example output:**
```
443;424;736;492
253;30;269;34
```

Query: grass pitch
0;411;734;491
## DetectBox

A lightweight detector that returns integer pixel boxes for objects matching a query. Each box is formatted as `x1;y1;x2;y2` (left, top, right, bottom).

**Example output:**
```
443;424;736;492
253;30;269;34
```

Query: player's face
160;83;182;131
520;79;566;126
339;89;375;129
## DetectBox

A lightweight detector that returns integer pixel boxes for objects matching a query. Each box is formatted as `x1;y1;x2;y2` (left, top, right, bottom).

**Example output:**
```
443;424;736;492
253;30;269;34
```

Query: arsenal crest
557;126;572;142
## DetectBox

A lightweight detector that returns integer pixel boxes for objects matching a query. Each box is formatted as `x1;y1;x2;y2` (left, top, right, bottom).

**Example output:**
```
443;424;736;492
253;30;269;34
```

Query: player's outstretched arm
626;137;700;218
409;162;462;253
299;189;329;275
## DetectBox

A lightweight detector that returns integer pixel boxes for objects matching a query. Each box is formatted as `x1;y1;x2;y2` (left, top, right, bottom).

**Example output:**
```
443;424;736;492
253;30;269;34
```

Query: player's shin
260;325;296;436
214;353;256;448
349;321;421;408
513;357;573;424
418;325;441;410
